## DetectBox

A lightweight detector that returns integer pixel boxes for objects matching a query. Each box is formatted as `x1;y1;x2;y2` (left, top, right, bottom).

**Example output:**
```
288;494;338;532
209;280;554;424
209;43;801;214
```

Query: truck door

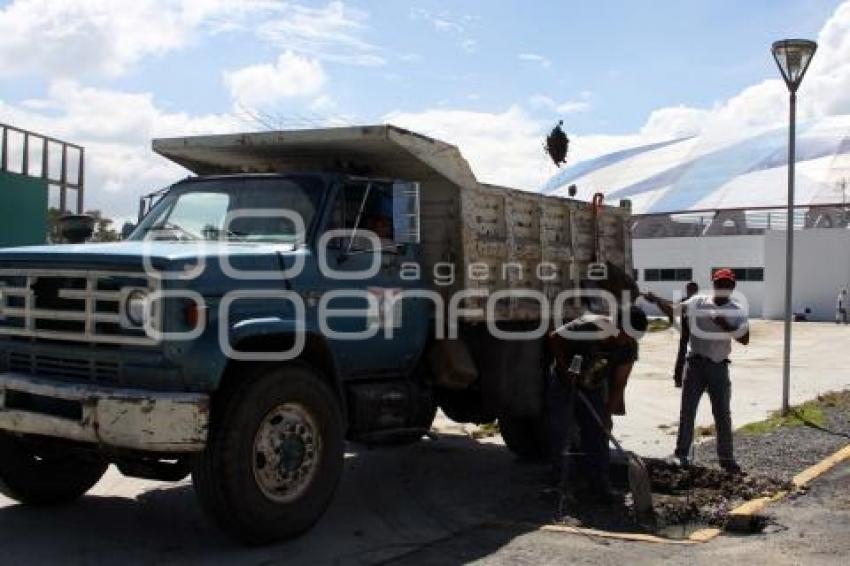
318;180;428;378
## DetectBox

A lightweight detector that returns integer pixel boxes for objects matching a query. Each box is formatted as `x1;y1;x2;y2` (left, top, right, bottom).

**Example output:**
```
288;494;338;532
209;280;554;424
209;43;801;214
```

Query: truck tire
498;416;548;461
0;434;107;505
192;364;344;545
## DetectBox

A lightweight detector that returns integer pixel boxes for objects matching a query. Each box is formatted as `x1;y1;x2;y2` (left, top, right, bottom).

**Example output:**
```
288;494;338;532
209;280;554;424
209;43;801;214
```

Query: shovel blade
628;455;655;521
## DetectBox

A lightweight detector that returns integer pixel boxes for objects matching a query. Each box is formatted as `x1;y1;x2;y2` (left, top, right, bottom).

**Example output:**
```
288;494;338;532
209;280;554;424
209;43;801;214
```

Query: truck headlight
124;289;150;327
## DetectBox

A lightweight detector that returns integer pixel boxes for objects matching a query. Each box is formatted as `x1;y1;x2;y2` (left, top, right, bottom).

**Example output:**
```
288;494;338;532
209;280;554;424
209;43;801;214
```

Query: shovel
575;389;656;527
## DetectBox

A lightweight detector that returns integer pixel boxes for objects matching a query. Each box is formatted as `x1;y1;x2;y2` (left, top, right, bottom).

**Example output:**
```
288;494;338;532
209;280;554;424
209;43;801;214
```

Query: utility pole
837;178;847;226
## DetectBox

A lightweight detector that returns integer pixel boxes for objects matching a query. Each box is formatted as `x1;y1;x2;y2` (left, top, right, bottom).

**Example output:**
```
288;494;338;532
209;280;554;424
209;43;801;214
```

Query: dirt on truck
0;124;635;543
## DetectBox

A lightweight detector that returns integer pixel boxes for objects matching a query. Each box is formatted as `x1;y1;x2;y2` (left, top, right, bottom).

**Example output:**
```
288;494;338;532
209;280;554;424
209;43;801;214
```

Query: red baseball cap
712;268;736;282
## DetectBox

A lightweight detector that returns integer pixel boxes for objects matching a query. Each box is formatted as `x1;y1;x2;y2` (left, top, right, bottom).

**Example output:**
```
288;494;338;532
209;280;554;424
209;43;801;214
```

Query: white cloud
638;105;711;139
461;39;478;53
410;7;477;54
529;93;591;115
0;0;278;77
258;1;384;66
518;53;551;68
1;80;246;218
615;2;850;143
0;1;381;77
224;51;327;108
309;94;336;113
384;105;557;191
410;8;473;33
535;1;850;168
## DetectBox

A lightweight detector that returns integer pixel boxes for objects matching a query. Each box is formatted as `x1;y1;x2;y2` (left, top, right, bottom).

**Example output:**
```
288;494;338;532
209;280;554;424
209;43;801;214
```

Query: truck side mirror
392;181;420;244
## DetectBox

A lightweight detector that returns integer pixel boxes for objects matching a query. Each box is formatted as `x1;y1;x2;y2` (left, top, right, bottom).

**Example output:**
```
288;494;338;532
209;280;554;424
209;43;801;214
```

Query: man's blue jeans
674;356;734;464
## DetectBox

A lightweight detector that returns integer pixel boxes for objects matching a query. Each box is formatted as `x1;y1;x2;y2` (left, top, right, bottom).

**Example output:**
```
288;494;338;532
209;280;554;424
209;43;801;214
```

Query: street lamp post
772;39;817;416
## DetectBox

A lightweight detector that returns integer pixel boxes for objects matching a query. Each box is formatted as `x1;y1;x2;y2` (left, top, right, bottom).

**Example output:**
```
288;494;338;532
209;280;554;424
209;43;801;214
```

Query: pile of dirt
644;459;793;529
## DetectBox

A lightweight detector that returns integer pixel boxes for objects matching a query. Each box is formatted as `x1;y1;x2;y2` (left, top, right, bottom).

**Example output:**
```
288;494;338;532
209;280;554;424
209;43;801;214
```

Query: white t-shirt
683;295;748;363
838;293;846;310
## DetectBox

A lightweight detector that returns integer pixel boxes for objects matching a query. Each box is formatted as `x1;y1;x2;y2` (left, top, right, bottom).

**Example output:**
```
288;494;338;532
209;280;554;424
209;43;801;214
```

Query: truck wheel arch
219;332;346;420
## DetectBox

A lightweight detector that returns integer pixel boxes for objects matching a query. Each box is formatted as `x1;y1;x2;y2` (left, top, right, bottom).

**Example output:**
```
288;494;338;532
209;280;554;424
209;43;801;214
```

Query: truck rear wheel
192;365;344;545
498;416;548;461
0;434;107;505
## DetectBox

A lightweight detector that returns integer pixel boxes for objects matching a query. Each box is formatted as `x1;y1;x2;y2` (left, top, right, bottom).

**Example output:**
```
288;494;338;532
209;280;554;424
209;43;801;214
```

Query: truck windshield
130;176;324;243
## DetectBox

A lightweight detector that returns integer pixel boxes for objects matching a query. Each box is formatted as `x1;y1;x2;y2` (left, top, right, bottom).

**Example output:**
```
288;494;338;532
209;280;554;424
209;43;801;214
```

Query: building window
644;268;692;282
711;267;764;282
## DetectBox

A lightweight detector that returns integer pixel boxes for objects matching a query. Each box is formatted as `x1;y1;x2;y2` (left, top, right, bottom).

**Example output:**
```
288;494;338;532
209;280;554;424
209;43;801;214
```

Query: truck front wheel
0;434;107;505
192;365;344;544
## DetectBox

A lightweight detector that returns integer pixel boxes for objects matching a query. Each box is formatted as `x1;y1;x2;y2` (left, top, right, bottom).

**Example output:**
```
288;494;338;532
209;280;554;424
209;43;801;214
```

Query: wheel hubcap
252;403;321;503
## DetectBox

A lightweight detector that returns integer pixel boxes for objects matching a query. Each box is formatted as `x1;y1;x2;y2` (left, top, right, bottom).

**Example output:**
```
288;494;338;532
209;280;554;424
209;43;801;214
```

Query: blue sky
0;0;847;218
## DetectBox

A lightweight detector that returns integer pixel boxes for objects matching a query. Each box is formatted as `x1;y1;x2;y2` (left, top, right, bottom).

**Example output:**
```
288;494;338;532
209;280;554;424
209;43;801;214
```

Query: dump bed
153;125;633;320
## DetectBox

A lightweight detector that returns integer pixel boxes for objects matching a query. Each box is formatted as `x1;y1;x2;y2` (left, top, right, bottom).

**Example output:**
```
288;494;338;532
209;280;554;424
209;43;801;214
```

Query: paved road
400;459;850;565
1;320;848;564
3;442;843;565
0;434;541;565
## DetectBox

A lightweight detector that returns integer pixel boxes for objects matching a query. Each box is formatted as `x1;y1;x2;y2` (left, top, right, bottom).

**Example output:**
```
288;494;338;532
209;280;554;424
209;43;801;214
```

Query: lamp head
772;39;817;92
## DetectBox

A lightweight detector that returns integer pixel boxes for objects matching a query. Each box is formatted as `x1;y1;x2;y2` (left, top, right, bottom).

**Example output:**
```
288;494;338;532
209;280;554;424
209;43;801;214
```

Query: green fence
0;170;48;247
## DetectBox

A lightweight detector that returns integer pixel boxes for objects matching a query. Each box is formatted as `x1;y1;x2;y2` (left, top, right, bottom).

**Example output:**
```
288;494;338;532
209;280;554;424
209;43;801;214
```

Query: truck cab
0;125;634;544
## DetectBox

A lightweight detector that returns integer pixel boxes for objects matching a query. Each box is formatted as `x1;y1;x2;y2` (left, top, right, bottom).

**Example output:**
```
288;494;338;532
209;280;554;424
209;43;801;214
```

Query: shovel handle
575;389;627;457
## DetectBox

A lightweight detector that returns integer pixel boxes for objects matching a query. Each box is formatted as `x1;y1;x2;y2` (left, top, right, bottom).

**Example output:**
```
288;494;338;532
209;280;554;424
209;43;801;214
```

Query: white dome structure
541;115;850;215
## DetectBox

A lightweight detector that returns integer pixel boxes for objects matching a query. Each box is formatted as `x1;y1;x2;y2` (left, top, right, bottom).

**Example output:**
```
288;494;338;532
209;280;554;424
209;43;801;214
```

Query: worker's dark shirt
551;314;638;391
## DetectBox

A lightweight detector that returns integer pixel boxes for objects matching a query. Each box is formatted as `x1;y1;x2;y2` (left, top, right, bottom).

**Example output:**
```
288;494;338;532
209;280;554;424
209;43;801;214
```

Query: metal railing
0;123;85;214
631;202;850;238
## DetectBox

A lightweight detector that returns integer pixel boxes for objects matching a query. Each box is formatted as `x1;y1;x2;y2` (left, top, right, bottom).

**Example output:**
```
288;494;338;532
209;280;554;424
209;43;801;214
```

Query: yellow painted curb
712;442;850;528
687;527;721;542
727;491;788;519
792;443;850;488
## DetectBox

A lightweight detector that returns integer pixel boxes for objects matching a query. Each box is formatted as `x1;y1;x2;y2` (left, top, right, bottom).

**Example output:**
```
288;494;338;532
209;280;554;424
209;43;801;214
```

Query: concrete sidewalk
612;320;850;457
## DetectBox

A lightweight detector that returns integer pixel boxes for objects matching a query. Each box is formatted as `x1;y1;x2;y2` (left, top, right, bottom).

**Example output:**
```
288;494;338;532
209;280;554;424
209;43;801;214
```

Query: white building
543;115;850;321
633;230;850;320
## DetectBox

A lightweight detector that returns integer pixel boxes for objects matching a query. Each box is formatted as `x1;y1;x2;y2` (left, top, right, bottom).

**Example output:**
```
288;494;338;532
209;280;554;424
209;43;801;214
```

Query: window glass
643;267;692;281
166;192;230;238
675;268;693;281
132;176;324;243
327;182;394;249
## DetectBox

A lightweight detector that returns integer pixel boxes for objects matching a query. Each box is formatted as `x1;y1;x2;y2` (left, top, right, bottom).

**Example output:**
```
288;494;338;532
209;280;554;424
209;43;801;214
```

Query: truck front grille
7;350;121;384
0;269;158;346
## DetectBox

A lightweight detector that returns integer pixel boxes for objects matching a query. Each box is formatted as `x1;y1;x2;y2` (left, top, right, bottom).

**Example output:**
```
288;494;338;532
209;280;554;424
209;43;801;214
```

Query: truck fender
225;317;346;416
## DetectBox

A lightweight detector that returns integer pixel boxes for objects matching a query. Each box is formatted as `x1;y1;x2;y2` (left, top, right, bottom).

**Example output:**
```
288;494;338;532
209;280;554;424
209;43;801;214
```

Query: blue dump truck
0;125;633;543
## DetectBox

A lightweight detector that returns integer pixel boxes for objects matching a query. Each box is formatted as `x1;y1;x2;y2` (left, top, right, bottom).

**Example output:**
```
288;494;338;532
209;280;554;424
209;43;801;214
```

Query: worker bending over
546;306;648;499
645;268;749;474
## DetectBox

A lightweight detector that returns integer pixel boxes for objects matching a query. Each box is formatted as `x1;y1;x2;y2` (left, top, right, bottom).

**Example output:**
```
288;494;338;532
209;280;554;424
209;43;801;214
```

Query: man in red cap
645;268;749;474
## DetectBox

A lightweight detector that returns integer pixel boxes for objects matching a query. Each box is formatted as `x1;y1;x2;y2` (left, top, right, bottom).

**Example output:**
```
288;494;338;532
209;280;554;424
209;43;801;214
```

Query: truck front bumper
0;373;209;452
